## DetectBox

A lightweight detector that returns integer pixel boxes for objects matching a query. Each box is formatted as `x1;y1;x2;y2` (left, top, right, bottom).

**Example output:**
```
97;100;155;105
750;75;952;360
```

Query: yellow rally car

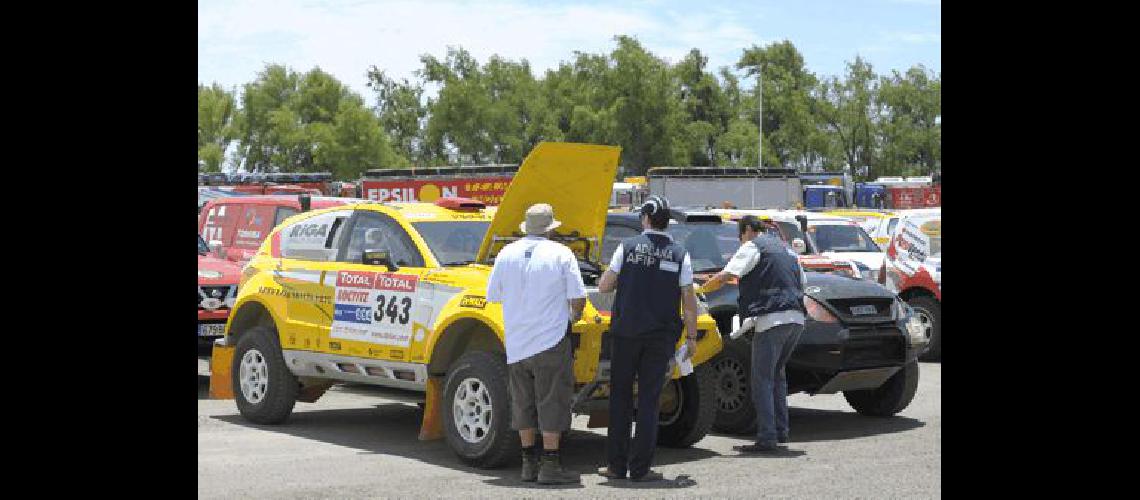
210;142;723;468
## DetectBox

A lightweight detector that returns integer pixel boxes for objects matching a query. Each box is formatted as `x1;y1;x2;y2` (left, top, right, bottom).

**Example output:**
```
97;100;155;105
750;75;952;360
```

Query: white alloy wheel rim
453;378;493;444
917;309;934;340
239;349;269;404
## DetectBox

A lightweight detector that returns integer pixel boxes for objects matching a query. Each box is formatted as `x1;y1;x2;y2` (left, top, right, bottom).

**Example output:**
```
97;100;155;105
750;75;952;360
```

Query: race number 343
375;294;411;324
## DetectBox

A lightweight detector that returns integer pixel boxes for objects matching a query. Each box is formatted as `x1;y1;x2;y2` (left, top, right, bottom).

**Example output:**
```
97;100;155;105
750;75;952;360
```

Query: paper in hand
674;343;693;376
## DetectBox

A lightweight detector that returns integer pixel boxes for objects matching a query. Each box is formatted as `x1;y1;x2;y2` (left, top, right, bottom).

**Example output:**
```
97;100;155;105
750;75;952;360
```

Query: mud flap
297;381;335;403
208;343;235;400
418;376;445;441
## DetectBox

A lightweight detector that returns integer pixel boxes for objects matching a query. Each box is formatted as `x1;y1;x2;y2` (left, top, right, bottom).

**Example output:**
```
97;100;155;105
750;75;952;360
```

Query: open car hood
476;142;621;264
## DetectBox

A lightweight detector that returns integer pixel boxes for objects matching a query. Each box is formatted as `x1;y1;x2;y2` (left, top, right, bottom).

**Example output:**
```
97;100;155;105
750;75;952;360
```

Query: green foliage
202;39;940;180
197;83;237;172
232;64;406;178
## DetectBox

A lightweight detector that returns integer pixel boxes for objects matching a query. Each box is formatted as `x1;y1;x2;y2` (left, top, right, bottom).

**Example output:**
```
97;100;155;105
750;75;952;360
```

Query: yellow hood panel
476;142;621;263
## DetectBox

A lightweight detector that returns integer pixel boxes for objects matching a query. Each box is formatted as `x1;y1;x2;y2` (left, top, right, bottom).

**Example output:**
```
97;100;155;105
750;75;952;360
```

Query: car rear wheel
442;351;516;468
907;296;941;361
232;326;298;424
843;361;919;417
709;339;757;434
657;363;717;447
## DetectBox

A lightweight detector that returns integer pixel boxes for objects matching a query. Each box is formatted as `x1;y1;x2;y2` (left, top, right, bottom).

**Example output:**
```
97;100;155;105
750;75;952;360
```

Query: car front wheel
843;361;919;417
232;326;298;424
441;351;516;468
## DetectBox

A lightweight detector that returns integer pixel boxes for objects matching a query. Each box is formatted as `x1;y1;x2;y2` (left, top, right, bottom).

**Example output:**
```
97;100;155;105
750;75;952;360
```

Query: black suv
604;208;926;433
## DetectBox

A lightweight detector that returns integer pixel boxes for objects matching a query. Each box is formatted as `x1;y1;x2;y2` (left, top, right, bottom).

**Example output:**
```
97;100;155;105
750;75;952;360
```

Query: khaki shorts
508;334;574;432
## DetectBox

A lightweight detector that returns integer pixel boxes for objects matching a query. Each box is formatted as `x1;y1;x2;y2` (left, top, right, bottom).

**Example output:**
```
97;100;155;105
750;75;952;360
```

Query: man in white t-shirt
486;203;586;485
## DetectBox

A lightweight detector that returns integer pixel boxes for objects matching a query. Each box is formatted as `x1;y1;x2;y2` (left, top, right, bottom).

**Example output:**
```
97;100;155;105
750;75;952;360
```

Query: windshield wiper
442;260;475;266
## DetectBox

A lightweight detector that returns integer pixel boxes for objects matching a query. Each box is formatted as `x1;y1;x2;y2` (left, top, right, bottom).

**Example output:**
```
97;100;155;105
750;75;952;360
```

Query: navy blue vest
611;233;687;341
737;234;806;319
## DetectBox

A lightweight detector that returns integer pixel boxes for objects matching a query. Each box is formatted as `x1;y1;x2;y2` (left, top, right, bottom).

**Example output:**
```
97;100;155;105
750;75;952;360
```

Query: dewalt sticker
460;295;487;309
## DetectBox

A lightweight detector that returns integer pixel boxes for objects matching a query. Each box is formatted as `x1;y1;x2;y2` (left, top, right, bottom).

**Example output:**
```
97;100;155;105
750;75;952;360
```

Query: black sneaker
630;470;665;482
778;433;789;444
734;441;780;453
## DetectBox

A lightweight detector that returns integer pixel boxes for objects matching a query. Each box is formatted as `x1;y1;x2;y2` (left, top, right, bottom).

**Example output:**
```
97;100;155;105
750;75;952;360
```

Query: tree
674;49;731;165
736;41;827;169
816;56;879;178
605;36;687;174
232;64;406;177
198;83;237;172
367;67;427;165
877;66;941;175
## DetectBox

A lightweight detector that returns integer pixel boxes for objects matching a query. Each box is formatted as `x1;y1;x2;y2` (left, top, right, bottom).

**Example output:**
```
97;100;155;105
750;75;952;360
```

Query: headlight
198;269;223;279
892;299;908;320
804;296;839;323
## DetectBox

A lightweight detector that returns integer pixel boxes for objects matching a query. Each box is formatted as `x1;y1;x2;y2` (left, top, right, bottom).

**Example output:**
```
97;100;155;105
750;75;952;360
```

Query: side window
602;225;639;264
279;209;352;262
233;205;274;249
201;203;237;246
339;212;425;268
274;206;299;227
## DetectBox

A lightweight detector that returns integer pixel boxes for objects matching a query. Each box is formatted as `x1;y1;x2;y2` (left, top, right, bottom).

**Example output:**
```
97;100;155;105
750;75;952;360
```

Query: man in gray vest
699;215;806;453
595;195;700;481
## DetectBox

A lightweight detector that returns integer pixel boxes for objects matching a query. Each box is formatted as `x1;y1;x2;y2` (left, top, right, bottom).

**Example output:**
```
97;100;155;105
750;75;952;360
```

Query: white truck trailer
646;167;803;208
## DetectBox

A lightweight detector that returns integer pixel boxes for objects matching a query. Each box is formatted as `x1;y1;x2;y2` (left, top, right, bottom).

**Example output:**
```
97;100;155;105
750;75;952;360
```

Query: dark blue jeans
606;335;675;478
751;322;804;444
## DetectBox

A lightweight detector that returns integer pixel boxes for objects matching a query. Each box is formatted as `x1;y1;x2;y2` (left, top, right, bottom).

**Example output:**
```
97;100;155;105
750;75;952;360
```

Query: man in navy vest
595;195;700;482
699;215;806;453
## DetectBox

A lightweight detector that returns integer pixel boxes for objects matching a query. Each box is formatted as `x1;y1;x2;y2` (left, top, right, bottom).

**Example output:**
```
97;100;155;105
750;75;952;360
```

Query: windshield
808;224;881;253
198;235;208;255
412;221;491;266
664;223;741;273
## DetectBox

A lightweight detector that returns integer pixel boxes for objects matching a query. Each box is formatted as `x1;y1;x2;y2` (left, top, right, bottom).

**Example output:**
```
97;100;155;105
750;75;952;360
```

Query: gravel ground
198;362;940;498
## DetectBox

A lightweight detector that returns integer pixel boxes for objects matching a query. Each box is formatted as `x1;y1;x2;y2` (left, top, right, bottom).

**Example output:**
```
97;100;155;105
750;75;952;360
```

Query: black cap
640;195;671;228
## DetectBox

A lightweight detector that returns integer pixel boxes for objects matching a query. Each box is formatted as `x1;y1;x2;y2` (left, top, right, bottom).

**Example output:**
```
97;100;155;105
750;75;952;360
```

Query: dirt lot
198;362;940;498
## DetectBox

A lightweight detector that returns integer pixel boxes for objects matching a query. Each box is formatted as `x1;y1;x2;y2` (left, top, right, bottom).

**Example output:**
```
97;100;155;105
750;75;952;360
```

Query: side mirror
791;238;807;255
299;193;312;212
363;249;398;272
209;240;226;260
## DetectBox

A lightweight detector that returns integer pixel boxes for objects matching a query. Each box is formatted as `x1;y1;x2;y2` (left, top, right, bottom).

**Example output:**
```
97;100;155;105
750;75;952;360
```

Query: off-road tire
657;363;717;447
232;326;299;424
442;351;517;468
908;296;941;361
843;361;919;417
709;339;757;434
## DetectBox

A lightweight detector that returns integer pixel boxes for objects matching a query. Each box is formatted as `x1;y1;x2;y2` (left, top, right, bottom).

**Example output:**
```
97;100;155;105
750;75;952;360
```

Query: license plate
850;305;877;316
198;323;226;337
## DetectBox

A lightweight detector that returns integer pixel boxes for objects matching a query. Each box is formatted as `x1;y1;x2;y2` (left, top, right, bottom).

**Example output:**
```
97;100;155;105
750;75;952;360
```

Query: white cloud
198;0;767;98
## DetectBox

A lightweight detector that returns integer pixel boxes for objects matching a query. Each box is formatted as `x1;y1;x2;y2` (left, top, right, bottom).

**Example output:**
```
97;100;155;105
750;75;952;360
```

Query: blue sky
199;0;940;98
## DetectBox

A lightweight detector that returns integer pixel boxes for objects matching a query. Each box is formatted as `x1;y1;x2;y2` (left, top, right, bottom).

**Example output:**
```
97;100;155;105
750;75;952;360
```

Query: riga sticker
330;270;420;347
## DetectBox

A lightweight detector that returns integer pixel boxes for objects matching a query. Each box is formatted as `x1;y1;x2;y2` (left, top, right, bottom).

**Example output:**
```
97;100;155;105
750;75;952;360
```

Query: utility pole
757;66;763;169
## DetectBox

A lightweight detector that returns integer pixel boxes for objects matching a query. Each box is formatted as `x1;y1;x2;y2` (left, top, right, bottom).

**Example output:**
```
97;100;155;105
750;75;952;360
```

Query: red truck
885;185;941;209
359;165;518;205
197;195;358;264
